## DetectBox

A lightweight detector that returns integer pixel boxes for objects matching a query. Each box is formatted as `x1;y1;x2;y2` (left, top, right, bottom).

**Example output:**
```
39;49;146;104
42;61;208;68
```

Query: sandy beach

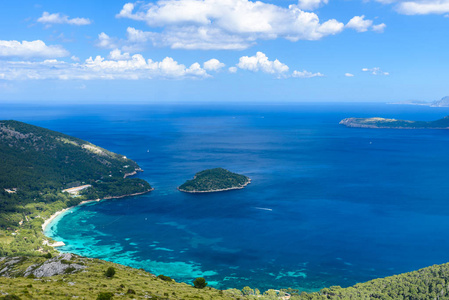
41;188;154;234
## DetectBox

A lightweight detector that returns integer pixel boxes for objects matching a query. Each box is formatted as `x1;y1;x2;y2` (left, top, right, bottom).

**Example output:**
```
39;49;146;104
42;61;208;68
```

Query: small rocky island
178;168;251;193
340;116;449;129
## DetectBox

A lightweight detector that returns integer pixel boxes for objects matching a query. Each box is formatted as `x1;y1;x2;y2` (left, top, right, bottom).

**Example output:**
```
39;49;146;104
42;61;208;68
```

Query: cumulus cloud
346;15;384;32
115;0;347;50
373;0;449;15
96;33;118;49
292;70;324;78
235;52;324;78
372;23;387;33
345;73;354;77
396;0;449;15
37;12;91;26
109;49;131;60
297;0;329;10
362;67;389;75
237;52;289;75
203;59;225;71
0;40;69;58
0;51;210;80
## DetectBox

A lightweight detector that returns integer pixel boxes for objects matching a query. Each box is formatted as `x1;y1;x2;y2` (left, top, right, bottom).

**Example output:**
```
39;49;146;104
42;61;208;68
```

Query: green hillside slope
0;120;152;256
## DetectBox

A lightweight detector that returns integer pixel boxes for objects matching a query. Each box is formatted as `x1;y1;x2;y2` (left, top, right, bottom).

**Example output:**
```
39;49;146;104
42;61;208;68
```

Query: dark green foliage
81;177;151;200
42;252;52;259
0;120;138;192
126;289;136;294
158;274;173;281
64;266;76;274
105;267;116;278
179;168;249;192
96;292;114;300
1;295;21;300
193;277;207;289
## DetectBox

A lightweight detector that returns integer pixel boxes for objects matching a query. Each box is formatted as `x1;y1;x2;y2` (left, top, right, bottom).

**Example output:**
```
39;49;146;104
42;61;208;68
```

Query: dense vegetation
178;168;250;192
340;115;449;129
3;254;449;299
0;120;152;256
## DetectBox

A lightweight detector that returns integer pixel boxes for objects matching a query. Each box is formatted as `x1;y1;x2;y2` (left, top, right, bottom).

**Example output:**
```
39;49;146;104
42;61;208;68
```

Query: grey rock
24;253;86;278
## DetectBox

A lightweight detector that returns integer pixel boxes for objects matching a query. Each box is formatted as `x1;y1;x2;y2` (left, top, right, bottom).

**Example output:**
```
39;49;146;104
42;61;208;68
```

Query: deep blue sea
3;102;449;292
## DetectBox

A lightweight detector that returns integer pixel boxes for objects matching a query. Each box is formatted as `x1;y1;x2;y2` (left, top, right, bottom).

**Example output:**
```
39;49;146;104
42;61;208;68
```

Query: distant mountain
430;96;449;107
389;96;449;107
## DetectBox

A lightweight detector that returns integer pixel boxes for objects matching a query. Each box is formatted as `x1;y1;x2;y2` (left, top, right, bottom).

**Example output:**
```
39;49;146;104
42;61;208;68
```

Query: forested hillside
0;120;152;255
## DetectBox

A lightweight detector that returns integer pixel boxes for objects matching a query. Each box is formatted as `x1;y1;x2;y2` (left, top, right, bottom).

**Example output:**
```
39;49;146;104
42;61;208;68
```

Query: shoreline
41;188;154;236
178;178;251;193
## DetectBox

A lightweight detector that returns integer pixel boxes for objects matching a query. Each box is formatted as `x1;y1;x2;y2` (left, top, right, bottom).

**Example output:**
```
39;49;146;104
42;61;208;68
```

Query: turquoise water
5;103;449;291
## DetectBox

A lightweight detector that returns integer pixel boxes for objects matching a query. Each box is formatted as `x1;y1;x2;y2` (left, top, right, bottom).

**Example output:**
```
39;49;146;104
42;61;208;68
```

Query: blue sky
0;0;448;103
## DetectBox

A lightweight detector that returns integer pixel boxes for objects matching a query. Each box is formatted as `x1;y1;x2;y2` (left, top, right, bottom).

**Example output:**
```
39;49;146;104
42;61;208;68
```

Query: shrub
43;253;52;259
96;292;114;300
157;274;172;281
64;266;76;274
126;289;136;294
193;277;207;289
1;295;22;300
105;267;116;278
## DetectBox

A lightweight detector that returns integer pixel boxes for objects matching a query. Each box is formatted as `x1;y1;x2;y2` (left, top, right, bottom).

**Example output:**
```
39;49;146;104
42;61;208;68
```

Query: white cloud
297;0;329;10
37;12;91;26
228;66;238;73
292;70;324;78
109;49;131;60
0;40;69;58
362;67;389;75
203;59;225;71
237;52;289;75
373;0;449;15
396;0;449;15
71;56;80;62
0;51;210;80
345;73;354;77
346;15;372;32
115;0;347;50
96;33;117;49
372;23;387;33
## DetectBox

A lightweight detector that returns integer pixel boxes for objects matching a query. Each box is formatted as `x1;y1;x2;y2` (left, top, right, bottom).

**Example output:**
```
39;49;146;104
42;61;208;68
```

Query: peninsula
178;168;250;193
339;116;449;129
0;120;152;256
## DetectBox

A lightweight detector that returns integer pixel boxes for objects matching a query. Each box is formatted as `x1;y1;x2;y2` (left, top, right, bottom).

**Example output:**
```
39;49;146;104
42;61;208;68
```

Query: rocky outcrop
0;253;86;278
